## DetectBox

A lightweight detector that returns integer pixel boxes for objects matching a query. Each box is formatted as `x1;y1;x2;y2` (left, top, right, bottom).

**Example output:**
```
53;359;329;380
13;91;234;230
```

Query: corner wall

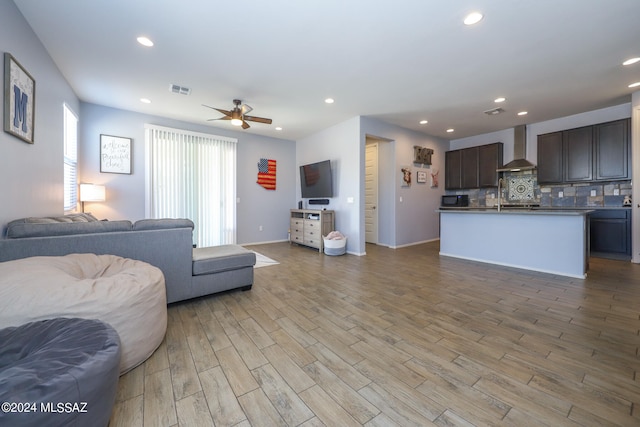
0;1;79;230
632;91;640;263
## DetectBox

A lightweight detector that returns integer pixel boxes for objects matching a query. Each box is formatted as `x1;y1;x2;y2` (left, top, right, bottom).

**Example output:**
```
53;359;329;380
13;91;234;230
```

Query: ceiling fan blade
242;121;251;129
243;115;272;124
207;116;231;122
202;104;233;117
241;104;253;115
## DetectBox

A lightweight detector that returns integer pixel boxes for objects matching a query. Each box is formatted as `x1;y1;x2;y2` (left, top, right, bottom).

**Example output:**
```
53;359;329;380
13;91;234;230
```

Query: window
145;125;237;247
63;104;78;211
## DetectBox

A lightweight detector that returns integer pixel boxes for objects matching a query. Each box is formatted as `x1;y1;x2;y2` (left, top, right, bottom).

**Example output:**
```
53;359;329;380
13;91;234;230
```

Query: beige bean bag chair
0;253;167;374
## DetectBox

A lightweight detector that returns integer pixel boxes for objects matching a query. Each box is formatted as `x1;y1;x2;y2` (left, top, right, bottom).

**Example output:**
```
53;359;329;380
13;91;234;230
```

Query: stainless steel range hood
497;125;537;172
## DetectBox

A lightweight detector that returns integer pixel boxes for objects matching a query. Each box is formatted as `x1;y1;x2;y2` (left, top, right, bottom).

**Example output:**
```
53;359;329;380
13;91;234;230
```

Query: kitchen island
438;209;592;278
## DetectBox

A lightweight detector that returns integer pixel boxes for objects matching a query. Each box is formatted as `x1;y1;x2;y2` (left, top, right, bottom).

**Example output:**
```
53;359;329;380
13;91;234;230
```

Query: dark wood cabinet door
594;118;629;181
445;150;462;190
478;143;503;187
590;210;631;258
564;126;592;182
537;131;563;184
461;147;479;189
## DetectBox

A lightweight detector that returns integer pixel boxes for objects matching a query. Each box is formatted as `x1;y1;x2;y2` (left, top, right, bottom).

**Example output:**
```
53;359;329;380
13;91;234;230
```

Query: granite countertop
437;207;594;216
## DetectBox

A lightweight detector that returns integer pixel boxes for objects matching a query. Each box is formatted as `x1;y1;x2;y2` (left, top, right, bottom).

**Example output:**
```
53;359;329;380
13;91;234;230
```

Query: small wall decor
100;134;132;174
430;169;439;188
257;158;276;190
417;170;427;183
413;146;433;165
4;53;35;144
401;166;411;187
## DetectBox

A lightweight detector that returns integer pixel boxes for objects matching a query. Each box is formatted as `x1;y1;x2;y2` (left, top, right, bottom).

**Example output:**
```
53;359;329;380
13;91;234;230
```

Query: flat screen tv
300;160;333;198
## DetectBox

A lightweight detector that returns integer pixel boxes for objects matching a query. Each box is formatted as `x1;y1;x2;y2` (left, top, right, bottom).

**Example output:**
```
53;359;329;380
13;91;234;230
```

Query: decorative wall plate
507;176;535;201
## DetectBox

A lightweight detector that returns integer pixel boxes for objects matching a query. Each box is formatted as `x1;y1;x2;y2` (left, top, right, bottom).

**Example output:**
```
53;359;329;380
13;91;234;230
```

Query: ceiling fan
203;99;272;129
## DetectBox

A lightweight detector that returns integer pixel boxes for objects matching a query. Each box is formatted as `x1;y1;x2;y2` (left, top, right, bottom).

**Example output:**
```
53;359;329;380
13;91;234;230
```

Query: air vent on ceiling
484;107;504;116
169;84;191;95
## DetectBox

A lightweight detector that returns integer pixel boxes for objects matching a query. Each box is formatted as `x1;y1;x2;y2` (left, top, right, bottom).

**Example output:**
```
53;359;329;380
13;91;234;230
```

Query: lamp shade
79;184;106;202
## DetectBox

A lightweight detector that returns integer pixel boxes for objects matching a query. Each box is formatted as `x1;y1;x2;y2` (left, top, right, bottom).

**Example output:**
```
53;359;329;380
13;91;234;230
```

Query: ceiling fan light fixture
230;110;243;126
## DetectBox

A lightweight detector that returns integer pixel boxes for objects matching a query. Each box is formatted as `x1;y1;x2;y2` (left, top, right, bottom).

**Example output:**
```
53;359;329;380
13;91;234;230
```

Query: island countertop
437;208;594;216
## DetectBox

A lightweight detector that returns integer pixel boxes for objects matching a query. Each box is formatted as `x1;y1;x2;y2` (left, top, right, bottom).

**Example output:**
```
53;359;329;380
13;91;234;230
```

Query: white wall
0;1;79;230
79;103;296;245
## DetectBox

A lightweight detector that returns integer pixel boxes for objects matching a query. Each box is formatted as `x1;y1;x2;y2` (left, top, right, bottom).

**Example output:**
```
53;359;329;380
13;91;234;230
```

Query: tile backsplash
450;170;631;208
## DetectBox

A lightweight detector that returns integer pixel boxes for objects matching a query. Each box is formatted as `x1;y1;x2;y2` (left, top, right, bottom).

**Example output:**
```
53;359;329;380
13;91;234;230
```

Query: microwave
441;194;469;207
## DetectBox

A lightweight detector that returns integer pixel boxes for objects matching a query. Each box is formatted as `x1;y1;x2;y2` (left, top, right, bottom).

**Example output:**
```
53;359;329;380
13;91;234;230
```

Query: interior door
365;142;379;243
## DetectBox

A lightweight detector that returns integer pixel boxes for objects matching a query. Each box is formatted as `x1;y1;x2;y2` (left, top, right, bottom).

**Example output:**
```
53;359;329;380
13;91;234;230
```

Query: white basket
323;236;347;256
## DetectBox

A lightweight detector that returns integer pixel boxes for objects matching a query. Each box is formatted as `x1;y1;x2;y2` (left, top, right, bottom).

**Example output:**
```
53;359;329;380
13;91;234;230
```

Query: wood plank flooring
109;241;640;426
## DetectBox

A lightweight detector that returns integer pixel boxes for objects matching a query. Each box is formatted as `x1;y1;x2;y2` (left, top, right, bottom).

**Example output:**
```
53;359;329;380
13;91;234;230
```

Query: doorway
365;141;379;244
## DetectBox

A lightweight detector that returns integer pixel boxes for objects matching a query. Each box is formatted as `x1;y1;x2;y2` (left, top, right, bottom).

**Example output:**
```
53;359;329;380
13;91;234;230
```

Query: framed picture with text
100;134;132;174
4;53;36;144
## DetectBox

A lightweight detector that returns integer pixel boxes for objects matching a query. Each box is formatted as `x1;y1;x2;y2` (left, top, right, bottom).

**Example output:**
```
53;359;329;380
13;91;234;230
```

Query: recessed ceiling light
494;97;506;103
136;36;154;47
140;98;151;104
622;57;640;66
464;12;483;25
275;127;283;131
517;111;528;116
446;128;454;133
629;82;640;88
419;120;428;125
324;98;335;104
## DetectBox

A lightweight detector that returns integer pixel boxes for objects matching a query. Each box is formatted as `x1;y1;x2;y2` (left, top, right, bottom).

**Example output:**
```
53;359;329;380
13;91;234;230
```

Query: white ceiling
14;0;640;141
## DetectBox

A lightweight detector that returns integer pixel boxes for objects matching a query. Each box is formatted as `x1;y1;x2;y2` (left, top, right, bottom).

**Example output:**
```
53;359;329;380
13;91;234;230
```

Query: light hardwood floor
109;241;640;426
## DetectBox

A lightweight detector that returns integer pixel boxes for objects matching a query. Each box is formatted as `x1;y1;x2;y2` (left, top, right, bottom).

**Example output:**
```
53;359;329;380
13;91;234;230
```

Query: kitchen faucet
497;177;503;212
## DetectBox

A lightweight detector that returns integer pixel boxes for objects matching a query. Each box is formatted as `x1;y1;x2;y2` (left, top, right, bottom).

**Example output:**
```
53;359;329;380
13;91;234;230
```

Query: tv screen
300;160;333;198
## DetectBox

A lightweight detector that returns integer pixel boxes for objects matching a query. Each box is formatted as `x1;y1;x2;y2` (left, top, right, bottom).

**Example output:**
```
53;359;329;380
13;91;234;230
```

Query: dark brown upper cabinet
564;126;593;182
445;142;503;190
537;131;563;184
461;146;479;189
594;119;630;181
445;149;462;190
478;143;503;187
537;118;630;185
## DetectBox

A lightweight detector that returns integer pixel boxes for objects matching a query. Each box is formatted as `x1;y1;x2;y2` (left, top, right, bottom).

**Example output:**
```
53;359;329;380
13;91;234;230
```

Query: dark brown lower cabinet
589;209;631;259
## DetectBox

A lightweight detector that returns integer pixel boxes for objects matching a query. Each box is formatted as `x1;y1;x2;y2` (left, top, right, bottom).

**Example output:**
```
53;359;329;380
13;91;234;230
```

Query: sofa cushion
6;220;132;239
7;212;98;226
192;245;256;276
133;218;194;231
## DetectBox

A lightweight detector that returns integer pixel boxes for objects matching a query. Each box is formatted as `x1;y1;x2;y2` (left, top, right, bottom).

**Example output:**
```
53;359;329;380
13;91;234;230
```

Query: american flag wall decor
257;158;276;190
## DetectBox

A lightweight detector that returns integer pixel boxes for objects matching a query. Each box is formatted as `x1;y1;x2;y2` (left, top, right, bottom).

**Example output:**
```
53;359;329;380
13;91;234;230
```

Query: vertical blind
145;125;237;247
63;104;78;211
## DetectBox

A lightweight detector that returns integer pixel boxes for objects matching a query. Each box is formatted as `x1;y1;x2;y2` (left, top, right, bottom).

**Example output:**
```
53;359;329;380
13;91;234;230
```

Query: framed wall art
100;134;132;174
417;170;427;183
4;53;36;144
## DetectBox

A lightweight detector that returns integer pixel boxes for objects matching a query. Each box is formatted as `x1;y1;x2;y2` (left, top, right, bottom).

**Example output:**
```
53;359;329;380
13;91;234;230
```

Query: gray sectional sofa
0;214;256;303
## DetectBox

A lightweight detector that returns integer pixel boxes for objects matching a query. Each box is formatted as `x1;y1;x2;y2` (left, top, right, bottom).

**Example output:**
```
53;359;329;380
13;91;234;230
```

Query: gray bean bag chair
0;318;121;427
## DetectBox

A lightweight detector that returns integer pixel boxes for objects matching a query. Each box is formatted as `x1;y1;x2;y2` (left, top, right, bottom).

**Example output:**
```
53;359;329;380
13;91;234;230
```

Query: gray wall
0;1;80;230
296;116;449;255
79;103;296;245
360;117;449;249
